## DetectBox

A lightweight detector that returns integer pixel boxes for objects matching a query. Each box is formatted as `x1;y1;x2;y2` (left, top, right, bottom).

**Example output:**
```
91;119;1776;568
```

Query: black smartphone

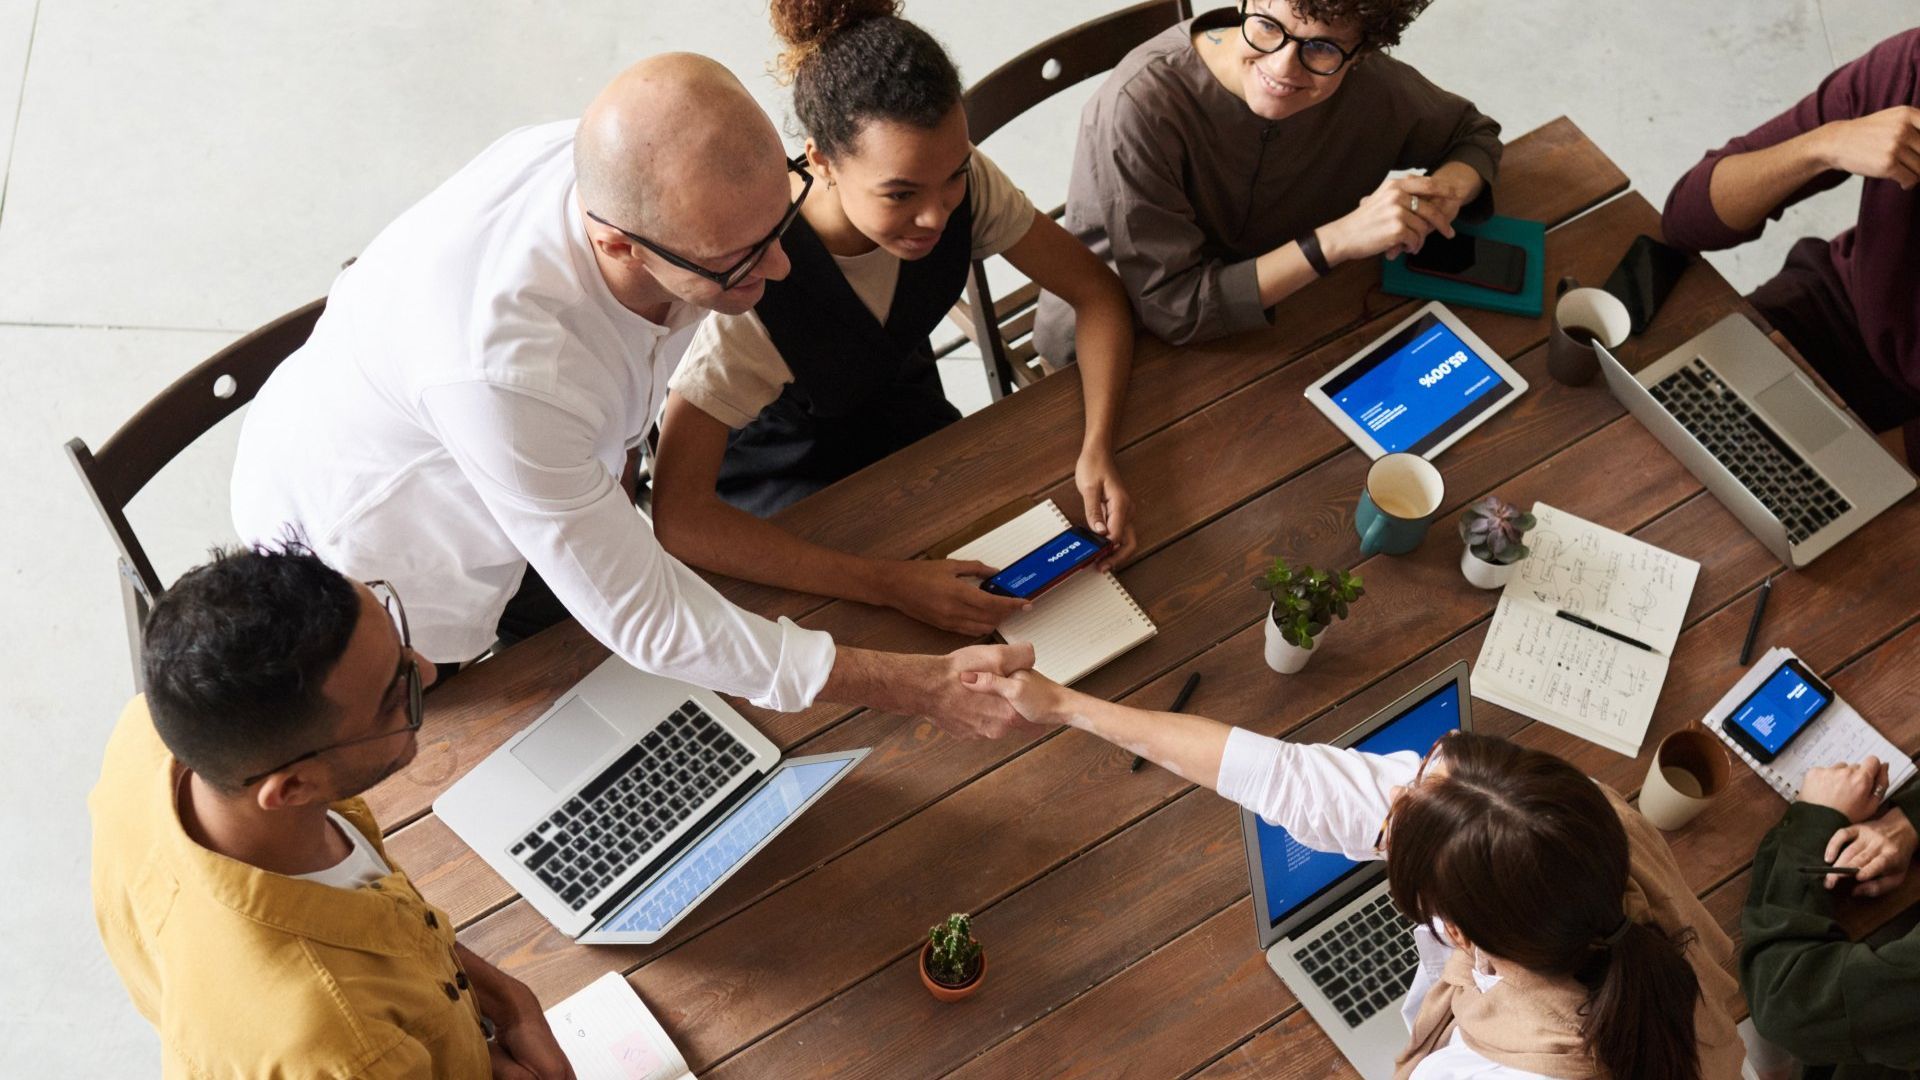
1603;234;1691;334
979;525;1113;600
1724;658;1834;764
1404;232;1527;294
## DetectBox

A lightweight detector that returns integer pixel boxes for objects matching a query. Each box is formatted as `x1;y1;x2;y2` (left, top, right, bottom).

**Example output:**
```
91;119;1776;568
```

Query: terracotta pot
1459;547;1519;590
919;940;986;1002
1263;608;1320;674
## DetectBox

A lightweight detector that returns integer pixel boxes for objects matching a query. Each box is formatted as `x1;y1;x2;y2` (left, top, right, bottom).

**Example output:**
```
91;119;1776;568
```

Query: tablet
1303;302;1527;460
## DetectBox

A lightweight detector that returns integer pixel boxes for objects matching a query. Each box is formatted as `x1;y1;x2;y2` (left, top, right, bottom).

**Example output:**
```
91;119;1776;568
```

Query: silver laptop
435;656;866;944
1596;314;1913;566
1241;662;1472;1080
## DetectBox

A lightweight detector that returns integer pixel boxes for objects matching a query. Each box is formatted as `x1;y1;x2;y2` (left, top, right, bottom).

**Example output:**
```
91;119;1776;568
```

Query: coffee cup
1356;453;1444;556
1548;276;1631;386
1638;727;1732;831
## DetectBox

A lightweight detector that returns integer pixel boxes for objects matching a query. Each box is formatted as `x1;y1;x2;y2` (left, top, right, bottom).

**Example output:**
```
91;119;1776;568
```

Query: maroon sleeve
1661;29;1920;252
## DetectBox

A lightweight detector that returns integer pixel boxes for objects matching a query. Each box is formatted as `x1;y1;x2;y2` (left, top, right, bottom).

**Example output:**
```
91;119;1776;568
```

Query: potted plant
919;913;985;1002
1253;558;1364;674
1457;496;1535;590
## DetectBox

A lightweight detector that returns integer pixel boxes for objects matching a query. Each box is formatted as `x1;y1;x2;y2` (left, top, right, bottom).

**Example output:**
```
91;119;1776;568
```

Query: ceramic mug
1356;453;1445;556
1639;727;1732;831
1548;276;1632;386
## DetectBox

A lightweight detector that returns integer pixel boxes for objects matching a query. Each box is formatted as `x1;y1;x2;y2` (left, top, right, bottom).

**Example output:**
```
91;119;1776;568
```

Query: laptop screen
595;756;855;936
1255;680;1463;929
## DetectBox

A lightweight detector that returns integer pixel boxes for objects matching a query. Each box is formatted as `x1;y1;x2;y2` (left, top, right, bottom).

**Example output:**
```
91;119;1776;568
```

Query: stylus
1554;610;1654;652
1739;576;1773;666
1133;671;1202;772
1794;864;1861;877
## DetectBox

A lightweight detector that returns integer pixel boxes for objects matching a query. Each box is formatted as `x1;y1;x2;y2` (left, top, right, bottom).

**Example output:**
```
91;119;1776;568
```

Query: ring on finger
1409;194;1421;213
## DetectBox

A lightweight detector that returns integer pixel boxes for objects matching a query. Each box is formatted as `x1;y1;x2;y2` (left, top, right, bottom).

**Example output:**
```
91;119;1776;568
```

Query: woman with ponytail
652;0;1139;637
959;667;1749;1078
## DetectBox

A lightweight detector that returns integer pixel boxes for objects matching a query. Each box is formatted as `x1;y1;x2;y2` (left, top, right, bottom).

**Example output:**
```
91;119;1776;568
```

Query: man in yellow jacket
90;545;573;1078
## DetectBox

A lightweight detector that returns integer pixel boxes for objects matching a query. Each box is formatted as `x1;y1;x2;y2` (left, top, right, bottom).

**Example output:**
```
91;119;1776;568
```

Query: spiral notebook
1700;646;1915;802
944;499;1156;684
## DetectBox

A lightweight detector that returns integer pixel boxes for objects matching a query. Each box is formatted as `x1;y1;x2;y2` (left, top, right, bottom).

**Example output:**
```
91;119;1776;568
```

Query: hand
1824;807;1917;897
1075;450;1137;567
877;558;1029;635
1320;175;1460;265
896;642;1041;739
456;944;575;1080
1799;756;1890;823
959;668;1075;727
1815;105;1920;188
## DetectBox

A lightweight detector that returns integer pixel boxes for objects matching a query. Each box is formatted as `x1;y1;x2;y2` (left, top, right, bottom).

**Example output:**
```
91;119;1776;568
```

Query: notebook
1701;646;1916;802
545;972;691;1080
1470;504;1700;756
946;499;1156;684
1381;215;1548;318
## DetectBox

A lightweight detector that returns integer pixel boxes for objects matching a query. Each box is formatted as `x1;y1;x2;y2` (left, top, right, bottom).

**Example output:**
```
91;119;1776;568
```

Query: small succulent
1253;558;1365;649
926;913;982;987
1458;496;1536;566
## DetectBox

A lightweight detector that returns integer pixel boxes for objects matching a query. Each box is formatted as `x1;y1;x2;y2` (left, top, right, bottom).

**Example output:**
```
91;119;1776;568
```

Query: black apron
716;192;973;516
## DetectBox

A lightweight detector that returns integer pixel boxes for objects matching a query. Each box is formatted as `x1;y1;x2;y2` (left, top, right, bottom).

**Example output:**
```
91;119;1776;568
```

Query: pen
1554;610;1654;652
1739;575;1773;666
1794;864;1861;877
1133;671;1202;772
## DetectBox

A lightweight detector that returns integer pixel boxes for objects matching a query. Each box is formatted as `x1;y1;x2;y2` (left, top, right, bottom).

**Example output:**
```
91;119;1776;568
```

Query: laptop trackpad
512;696;622;791
1755;376;1848;454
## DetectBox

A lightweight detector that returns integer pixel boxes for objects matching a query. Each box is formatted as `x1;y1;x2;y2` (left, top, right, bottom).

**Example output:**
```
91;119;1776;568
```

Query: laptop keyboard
1296;893;1418;1029
508;700;753;911
1648;359;1850;545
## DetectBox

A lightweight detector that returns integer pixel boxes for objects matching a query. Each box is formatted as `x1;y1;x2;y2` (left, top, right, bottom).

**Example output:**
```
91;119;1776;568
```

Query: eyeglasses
1238;9;1359;77
1373;742;1442;855
239;580;424;787
585;155;813;291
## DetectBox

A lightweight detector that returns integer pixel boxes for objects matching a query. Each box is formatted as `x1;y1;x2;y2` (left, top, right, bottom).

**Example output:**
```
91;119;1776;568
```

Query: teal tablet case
1381;215;1547;318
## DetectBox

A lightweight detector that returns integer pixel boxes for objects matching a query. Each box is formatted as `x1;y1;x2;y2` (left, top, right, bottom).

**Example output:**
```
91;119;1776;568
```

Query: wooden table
366;119;1920;1078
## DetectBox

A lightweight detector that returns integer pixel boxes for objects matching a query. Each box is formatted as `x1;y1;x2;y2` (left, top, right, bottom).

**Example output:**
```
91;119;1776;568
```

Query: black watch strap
1297;229;1332;277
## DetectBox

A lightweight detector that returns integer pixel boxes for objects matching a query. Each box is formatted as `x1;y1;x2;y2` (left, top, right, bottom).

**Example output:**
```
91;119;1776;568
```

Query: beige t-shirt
670;148;1038;429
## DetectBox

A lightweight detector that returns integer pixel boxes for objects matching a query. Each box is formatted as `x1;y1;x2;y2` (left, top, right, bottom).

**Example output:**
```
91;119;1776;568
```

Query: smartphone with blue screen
979;525;1112;600
1725;658;1833;764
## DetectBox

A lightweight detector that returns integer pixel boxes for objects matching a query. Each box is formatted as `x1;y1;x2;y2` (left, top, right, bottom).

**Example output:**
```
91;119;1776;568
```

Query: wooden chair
65;298;326;690
947;0;1195;399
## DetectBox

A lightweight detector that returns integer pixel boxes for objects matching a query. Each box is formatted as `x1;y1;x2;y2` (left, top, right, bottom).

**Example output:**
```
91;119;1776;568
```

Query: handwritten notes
544;972;691;1080
1470;504;1699;756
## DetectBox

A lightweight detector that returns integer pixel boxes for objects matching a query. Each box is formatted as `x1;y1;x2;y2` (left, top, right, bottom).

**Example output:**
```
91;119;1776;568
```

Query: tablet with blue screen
1303;302;1527;460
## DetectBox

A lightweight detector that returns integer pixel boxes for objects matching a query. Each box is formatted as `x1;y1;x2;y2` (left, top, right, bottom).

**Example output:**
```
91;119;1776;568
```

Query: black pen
1794;864;1861;877
1555;610;1654;652
1739;575;1774;666
1133;671;1202;772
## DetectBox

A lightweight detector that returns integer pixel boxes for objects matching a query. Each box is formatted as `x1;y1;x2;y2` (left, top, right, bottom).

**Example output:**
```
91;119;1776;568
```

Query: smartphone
979;525;1113;600
1603;234;1691;334
1724;658;1834;764
1404;232;1527;294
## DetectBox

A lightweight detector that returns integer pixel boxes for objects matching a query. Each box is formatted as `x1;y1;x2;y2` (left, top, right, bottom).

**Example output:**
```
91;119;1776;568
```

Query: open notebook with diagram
1471;503;1700;756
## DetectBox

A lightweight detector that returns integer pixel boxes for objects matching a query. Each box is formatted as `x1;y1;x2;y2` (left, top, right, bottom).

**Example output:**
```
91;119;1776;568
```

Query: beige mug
1639;727;1732;831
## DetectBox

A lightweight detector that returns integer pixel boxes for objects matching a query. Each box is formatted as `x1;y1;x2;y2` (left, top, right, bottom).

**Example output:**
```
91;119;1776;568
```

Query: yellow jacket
89;697;492;1078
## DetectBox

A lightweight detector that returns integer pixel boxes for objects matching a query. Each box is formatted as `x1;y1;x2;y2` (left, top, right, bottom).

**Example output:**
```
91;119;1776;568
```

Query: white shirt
1217;728;1550;1080
232;121;835;710
292;812;395;890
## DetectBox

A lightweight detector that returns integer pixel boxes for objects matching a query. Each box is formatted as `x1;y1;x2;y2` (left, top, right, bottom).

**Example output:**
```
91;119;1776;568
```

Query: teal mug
1356;453;1445;556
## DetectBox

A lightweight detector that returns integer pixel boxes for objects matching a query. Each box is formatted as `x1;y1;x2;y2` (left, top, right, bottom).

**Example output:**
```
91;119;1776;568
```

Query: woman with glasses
1033;0;1503;363
650;0;1138;638
956;666;1747;1079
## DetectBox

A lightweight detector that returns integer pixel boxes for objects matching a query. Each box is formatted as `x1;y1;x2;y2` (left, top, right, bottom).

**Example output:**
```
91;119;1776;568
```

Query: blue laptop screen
598;757;853;935
1256;682;1463;929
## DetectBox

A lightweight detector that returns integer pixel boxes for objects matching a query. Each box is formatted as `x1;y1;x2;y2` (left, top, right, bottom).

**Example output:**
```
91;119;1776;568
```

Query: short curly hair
1257;0;1434;51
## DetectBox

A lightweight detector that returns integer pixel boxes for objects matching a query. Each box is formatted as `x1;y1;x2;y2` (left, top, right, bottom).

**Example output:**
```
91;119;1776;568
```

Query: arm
650;391;1027;635
454;943;575;1080
998;212;1136;561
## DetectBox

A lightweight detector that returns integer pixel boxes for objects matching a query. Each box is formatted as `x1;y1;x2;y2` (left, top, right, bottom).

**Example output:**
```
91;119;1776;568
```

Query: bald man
232;55;1032;739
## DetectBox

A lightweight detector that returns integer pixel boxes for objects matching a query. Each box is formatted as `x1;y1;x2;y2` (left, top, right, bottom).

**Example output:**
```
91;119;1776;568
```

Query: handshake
849;642;1075;740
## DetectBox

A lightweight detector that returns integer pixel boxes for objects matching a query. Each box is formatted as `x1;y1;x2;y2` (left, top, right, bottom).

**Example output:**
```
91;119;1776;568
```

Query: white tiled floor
1;1;1908;1074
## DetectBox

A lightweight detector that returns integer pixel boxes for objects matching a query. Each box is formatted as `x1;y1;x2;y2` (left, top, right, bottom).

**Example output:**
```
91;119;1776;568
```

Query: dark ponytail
769;0;962;159
1386;732;1704;1080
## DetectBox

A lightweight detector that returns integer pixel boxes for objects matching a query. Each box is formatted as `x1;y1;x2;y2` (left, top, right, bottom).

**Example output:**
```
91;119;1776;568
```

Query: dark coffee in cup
1564;327;1599;347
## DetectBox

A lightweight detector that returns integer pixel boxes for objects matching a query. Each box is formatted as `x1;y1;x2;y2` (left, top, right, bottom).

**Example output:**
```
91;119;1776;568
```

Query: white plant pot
1263;611;1320;674
1460;547;1519;590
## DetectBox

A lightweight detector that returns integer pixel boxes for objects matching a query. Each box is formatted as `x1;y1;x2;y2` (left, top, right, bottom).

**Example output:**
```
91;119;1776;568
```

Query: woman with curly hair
1033;0;1504;362
652;0;1138;637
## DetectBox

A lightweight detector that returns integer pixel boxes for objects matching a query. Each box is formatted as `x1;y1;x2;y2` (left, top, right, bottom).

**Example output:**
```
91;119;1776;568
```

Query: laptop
1241;662;1471;1080
1595;314;1913;566
435;656;867;944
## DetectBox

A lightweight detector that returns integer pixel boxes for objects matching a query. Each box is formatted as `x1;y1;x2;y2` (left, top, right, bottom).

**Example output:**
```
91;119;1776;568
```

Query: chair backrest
65;297;325;685
958;0;1195;397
